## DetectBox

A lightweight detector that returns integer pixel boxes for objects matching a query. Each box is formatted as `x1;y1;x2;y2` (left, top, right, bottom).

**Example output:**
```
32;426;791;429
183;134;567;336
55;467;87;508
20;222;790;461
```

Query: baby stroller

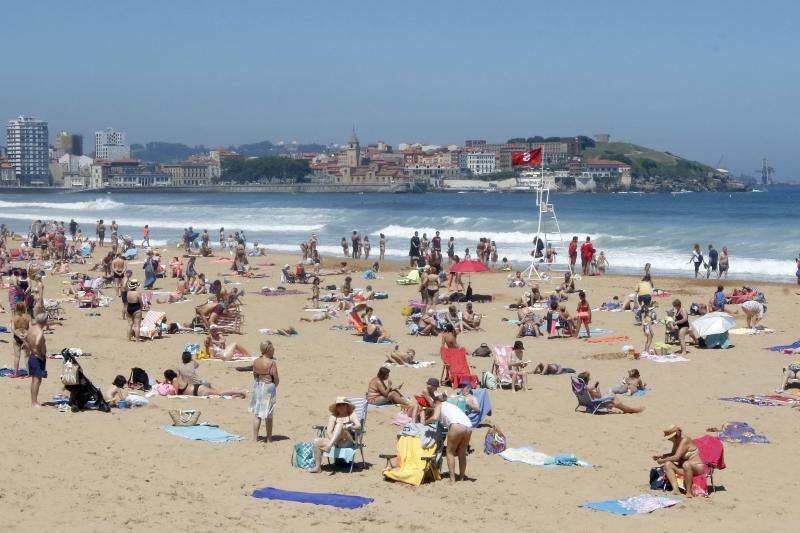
61;349;111;413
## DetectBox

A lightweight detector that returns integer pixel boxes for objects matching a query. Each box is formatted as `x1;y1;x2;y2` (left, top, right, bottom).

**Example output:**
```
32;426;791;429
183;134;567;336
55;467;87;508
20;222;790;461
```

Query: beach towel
139;310;166;339
640;353;690;363
383;435;439;486
717;421;769;444
211;258;234;263
580;494;680;516
766;340;800;352
252;487;373;509
383;361;436;369
466;388;492;427
260;289;305;296
610;387;649;397
161;424;243;443
578;329;612;336
0;367;28;377
718;394;800;407
585;336;629;344
729;328;774;335
498;446;591;467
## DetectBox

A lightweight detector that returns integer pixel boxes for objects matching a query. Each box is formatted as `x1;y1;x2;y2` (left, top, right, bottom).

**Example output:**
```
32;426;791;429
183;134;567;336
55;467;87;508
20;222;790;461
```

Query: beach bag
291;441;316;470
480;371;497;390
128;367;151;390
649;466;672;491
60;360;80;386
472;343;491;357
169;409;200;426
484;427;506;455
401;306;413;316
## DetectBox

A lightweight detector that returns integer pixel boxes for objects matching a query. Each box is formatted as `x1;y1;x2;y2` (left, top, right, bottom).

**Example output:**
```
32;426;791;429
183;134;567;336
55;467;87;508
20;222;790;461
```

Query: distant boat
671;190;692;195
751;189;765;193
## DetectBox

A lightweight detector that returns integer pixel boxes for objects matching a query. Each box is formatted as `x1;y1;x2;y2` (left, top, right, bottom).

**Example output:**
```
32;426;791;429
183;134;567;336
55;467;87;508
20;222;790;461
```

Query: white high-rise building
94;128;130;160
465;151;497;175
6;115;51;185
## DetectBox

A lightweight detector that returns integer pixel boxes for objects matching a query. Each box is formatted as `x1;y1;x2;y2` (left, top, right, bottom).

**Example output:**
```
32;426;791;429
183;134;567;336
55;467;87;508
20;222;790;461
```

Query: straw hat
663;424;680;439
328;396;355;416
127;279;140;290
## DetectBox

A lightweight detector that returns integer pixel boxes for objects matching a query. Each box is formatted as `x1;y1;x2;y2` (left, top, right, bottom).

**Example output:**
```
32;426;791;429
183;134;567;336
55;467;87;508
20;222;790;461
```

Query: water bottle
117;400;128;409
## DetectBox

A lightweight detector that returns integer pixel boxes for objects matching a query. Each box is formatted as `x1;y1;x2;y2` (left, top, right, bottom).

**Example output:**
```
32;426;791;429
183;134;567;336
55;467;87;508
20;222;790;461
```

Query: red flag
511;147;542;166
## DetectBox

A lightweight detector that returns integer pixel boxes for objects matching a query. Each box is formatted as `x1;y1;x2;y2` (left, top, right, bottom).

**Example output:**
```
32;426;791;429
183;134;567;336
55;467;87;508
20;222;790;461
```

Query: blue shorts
28;355;47;378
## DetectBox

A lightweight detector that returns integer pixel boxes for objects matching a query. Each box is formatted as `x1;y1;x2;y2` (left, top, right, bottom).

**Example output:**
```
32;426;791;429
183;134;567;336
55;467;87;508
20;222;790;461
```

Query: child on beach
596;251;608;275
310;277;320;305
575;291;592;337
642;304;655;354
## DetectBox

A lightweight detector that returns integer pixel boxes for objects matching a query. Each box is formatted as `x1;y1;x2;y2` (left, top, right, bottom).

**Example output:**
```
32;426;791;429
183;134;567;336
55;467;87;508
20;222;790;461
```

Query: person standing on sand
426;394;473;483
250;341;279;443
379;233;386;262
23;313;47;407
432;231;441;254
218;227;224;248
351;230;359;259
580;237;594;276
10;302;30;376
142;224;150;247
111;253;126;297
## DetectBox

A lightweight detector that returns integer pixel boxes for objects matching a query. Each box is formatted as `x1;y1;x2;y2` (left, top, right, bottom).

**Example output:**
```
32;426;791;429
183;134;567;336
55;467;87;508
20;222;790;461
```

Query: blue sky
2;0;798;178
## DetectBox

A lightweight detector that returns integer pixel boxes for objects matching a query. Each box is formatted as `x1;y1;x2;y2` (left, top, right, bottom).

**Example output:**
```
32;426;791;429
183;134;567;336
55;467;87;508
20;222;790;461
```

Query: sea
0;188;797;282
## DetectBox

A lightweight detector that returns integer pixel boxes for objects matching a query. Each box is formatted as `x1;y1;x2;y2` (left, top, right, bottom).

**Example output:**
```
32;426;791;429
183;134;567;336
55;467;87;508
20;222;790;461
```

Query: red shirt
568;241;577;258
580;242;594;259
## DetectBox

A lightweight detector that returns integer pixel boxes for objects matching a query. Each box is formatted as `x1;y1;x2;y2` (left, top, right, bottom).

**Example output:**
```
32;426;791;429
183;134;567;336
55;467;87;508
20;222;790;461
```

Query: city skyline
2;0;798;178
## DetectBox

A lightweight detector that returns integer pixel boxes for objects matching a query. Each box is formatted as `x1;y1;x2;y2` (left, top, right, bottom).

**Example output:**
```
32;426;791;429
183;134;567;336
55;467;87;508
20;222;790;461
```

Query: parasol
690;312;736;337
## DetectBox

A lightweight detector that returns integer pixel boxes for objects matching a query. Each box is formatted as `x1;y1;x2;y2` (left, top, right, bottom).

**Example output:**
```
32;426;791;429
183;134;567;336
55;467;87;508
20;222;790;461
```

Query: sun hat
663;424;680;439
127;279;140;290
328;396;355;416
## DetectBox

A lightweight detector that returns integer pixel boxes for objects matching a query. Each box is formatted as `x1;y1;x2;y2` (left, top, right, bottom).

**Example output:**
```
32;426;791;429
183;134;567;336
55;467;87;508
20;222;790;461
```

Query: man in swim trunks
111;253;126;296
23;313;48;407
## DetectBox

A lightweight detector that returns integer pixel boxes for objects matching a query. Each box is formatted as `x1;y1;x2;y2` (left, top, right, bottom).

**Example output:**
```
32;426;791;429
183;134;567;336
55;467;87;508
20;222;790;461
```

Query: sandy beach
2;247;799;532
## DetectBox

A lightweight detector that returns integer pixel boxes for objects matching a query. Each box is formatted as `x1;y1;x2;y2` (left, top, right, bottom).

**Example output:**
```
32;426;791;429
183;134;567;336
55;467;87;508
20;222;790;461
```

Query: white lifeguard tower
522;174;575;282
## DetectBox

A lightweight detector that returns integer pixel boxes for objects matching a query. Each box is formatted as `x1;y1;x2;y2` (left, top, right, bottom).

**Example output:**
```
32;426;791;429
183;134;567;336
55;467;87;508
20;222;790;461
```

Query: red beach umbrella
449;260;489;273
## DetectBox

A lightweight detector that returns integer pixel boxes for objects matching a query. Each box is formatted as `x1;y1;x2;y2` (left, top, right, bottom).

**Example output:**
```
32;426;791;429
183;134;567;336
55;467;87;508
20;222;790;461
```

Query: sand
1;248;799;532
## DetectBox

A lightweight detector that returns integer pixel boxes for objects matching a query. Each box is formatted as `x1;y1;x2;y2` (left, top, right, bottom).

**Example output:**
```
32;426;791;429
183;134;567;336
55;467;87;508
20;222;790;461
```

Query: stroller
61;349;111;413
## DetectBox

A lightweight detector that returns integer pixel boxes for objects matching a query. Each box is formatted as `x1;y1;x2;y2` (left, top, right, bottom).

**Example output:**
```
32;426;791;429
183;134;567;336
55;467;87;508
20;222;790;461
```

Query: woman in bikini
423;267;440;310
162;369;245;398
578;371;645;414
574;290;592;338
653;425;705;497
10;302;30;376
367;367;408;406
250;341;279;442
125;280;143;342
611;368;646;395
204;326;252;361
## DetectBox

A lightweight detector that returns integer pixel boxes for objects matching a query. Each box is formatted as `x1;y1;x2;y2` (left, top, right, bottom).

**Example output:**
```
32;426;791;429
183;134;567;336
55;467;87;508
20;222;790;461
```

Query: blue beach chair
571;376;614;414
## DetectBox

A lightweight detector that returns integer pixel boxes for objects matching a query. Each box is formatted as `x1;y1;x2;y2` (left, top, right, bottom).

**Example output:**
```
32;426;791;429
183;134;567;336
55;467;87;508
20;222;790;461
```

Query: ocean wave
0;198;125;211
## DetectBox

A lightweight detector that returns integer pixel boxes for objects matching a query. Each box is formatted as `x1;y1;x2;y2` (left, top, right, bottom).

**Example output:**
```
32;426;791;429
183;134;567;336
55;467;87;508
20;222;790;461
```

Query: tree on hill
218;156;310;184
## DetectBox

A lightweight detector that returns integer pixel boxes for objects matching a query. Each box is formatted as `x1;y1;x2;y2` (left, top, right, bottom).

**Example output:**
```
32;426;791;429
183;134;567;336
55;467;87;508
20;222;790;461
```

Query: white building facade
6;115;50;185
464;151;497;175
95;128;130;160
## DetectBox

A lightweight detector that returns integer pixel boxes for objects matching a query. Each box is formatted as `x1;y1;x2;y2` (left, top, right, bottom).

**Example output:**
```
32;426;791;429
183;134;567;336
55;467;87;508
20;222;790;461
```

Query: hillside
583;141;745;192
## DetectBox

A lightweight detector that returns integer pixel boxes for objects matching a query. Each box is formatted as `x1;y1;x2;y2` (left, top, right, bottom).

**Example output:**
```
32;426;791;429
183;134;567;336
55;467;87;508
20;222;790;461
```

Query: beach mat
719;394;800;407
260;290;305;296
717;421;769;444
0;367;28;377
251;487;372;509
640;353;690;363
161;424;243;443
580;494;679;516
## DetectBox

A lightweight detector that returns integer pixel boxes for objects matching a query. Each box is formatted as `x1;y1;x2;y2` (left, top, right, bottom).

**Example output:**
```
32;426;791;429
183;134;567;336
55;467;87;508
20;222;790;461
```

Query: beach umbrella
691;312;736;337
449;260;490;274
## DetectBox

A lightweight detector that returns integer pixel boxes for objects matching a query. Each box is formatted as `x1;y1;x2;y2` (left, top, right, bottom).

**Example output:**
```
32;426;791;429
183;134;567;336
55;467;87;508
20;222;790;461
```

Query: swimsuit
126;301;142;316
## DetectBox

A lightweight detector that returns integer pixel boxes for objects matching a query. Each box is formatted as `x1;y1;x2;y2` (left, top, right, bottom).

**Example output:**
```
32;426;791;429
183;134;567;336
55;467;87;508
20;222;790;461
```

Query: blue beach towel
466;388;492;427
251;487;373;509
0;367;28;377
580;494;680;515
766;340;800;352
161;424;243;443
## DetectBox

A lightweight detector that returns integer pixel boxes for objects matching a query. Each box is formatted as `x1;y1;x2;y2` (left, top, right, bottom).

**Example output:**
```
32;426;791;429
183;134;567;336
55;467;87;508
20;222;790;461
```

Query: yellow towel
383;435;439;486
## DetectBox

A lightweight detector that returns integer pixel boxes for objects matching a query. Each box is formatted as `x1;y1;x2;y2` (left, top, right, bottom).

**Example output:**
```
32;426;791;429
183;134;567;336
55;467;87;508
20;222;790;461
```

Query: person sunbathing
363;317;389;343
563;272;576;293
532;362;575;375
611;368;646;395
416;311;438;336
601;296;621;310
162;369;245;398
300;308;336;322
310;397;360;473
577;371;645;413
103;375;129;406
204;327;252;360
653;425;705;497
777;362;800;392
367;367;408;406
516;310;542;338
445;305;462;332
462;302;482;330
386;345;417;365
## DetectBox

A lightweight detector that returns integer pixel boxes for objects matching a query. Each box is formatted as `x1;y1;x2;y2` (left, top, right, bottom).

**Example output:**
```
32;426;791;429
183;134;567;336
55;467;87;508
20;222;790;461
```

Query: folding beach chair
440;347;478;388
381;422;445;485
571;376;614;414
138;310;166;339
491;345;524;391
214;305;243;334
314;395;368;473
348;310;366;335
693;435;726;495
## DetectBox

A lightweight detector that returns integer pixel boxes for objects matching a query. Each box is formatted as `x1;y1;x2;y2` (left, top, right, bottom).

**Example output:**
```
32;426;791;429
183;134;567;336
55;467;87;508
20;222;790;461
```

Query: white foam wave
0;198;125;211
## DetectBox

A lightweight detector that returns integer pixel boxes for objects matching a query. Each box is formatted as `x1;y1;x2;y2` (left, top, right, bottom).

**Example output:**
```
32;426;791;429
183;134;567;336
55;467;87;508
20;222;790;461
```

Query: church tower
345;127;361;167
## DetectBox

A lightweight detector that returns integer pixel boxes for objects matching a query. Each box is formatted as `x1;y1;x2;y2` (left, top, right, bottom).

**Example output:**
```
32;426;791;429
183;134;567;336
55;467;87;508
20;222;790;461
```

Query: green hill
583;141;715;179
